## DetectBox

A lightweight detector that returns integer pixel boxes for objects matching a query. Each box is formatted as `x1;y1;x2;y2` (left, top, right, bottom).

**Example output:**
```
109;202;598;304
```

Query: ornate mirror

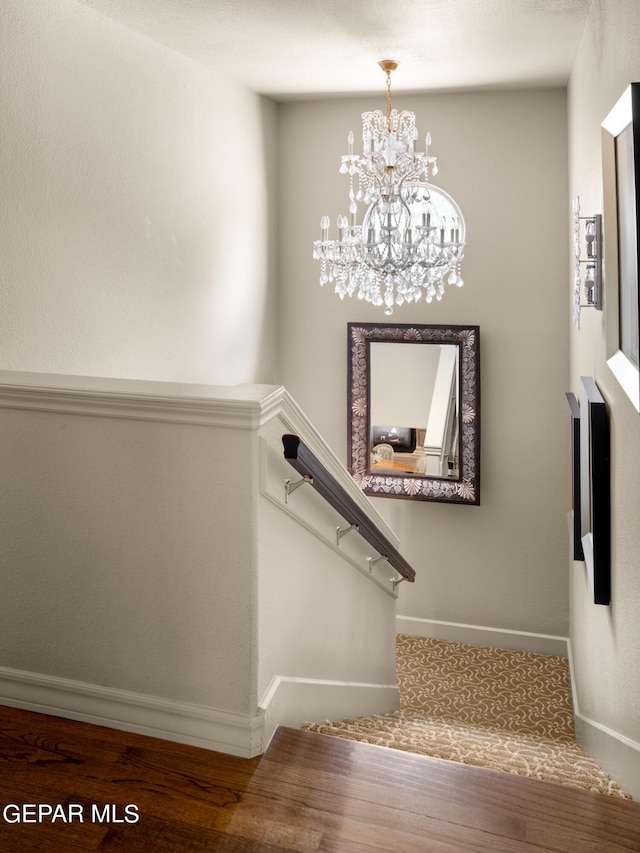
348;323;480;504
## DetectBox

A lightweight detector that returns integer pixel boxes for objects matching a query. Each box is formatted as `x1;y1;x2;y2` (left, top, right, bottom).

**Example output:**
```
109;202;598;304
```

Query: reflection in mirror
370;342;459;479
348;323;480;504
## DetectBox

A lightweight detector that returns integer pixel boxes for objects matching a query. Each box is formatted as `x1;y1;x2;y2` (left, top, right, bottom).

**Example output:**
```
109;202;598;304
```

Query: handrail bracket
336;522;359;546
284;474;313;503
368;555;388;573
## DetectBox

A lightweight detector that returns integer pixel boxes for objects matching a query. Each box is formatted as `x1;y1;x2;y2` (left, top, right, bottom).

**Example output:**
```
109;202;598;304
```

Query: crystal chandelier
313;61;466;315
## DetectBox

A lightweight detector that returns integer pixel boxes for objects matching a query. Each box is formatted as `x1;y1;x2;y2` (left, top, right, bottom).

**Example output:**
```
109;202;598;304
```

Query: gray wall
277;89;570;637
1;0;278;386
568;0;640;752
6;0;638;773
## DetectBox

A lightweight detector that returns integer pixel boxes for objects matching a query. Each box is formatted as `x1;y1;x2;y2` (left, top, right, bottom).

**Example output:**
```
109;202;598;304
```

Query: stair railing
282;434;415;585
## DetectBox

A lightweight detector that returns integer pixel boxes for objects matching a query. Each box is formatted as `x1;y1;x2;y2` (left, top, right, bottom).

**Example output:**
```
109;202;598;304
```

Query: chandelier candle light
313;60;466;315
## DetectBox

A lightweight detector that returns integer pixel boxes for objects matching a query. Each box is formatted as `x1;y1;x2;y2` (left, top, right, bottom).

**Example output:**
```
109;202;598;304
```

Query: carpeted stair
303;634;630;799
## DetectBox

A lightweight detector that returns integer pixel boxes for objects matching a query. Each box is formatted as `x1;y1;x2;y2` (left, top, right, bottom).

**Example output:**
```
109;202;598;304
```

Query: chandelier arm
361;192;415;272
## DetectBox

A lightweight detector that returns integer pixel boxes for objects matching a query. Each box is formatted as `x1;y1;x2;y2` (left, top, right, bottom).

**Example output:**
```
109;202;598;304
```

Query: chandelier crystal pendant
313;60;466;315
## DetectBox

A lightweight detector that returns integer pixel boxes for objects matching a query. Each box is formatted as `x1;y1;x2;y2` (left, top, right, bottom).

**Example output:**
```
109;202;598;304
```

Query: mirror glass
370;342;460;478
348;323;480;504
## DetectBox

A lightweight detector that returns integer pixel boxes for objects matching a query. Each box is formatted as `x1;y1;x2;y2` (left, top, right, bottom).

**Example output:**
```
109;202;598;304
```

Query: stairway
302;634;630;799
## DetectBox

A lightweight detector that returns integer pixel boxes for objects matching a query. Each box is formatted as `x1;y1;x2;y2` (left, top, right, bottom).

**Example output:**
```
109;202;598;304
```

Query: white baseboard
0;664;399;761
259;676;399;750
573;712;640;801
566;642;640;801
0;665;263;758
396;615;569;657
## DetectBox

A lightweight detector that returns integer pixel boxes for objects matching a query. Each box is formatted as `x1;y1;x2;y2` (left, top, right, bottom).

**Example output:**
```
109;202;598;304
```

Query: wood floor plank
0;730;123;767
255;731;581;853
266;729;640;852
112;743;536;852
260;730;535;835
525;816;640;853
0;823;106;853
1;705;639;853
0;795;108;852
108;751;323;850
317;835;529;853
96;813;308;852
250;767;529;850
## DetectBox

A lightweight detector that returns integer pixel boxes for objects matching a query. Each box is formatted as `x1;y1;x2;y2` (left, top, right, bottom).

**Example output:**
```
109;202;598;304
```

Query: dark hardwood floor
0;704;638;851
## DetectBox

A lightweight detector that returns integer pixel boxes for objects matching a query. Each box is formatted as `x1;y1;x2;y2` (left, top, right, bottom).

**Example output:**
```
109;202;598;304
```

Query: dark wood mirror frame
348;323;480;504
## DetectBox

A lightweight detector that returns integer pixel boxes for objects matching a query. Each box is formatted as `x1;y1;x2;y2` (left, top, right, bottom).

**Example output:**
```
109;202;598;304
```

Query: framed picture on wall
601;83;640;412
579;377;610;606
565;391;584;562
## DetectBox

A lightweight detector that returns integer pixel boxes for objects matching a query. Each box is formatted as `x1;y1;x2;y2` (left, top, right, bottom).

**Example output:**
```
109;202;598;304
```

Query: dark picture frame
579;377;610;606
601;83;640;412
565;391;584;562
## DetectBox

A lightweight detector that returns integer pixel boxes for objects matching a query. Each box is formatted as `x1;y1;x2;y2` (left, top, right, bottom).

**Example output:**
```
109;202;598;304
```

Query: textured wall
257;438;398;700
0;402;257;714
0;0;277;385
277;89;570;637
0;376;401;735
568;0;640;747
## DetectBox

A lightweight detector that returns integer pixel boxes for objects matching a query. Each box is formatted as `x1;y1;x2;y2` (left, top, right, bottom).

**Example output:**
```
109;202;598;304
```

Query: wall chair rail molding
601;83;640;412
0;370;284;429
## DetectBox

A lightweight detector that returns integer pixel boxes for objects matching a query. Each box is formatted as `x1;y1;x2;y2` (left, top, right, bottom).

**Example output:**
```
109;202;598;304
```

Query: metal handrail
282;434;415;583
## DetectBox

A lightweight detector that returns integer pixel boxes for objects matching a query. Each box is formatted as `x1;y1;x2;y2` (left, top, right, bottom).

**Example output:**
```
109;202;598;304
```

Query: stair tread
260;727;640;852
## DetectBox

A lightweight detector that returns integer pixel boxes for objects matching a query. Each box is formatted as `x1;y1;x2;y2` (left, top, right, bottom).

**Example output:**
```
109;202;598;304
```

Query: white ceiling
76;0;592;100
